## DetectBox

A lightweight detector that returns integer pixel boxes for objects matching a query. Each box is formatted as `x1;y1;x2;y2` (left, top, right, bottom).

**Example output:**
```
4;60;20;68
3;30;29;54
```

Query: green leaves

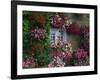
23;18;30;50
35;50;51;67
23;11;52;67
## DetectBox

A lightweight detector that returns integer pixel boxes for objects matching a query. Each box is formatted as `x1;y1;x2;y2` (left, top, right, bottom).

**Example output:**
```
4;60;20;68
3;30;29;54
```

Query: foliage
23;11;52;67
22;11;89;68
80;26;89;54
35;50;52;67
23;16;31;53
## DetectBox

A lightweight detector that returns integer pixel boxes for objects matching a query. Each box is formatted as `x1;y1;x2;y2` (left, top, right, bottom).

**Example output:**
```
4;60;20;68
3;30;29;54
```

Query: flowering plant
62;42;72;52
23;55;38;68
80;26;89;34
63;52;73;62
64;16;72;27
66;22;80;35
50;39;89;66
31;28;46;40
80;26;89;53
23;12;90;68
51;14;64;28
74;48;88;61
50;41;73;67
51;14;73;29
49;49;73;67
48;56;65;67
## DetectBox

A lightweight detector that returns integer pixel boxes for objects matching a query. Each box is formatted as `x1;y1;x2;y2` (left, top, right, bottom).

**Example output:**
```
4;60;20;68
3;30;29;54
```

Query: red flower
66;22;80;35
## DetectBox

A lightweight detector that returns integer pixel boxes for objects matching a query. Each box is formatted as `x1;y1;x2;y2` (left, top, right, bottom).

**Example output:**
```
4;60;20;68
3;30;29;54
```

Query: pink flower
75;48;88;60
51;14;64;28
48;56;65;67
63;52;72;61
31;29;46;40
48;64;54;67
23;56;37;68
22;61;29;68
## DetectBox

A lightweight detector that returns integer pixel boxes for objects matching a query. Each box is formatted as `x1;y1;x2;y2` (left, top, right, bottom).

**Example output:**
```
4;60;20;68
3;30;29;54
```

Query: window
59;30;63;40
51;33;55;42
